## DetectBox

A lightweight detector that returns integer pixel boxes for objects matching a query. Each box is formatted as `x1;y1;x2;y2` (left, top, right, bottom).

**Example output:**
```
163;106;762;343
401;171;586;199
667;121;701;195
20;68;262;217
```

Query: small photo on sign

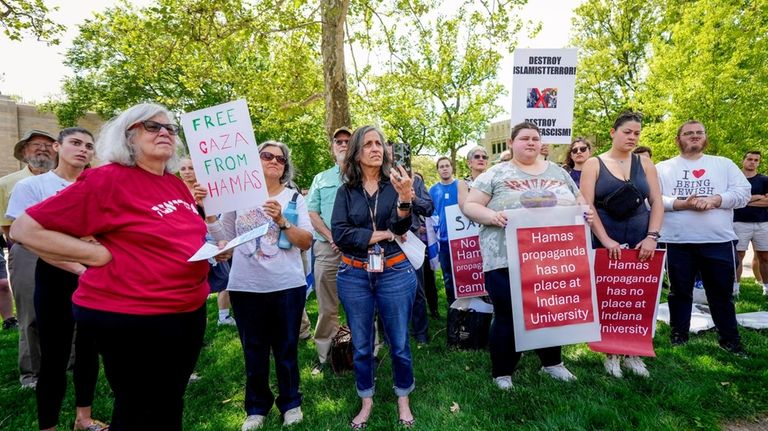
527;88;558;109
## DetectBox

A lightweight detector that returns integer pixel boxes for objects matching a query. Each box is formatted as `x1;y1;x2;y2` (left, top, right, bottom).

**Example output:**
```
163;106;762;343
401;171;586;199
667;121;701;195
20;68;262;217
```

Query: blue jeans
438;240;456;308
666;242;740;344
485;268;562;377
337;259;417;397
229;286;306;415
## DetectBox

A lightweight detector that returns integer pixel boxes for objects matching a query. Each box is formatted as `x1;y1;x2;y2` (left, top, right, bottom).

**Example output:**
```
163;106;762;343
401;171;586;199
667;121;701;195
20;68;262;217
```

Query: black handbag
597;154;646;220
329;325;354;374
597;181;645;220
447;308;492;350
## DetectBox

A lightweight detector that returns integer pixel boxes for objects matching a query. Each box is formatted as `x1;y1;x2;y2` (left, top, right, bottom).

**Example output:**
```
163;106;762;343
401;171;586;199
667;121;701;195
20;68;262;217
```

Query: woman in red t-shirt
10;103;210;431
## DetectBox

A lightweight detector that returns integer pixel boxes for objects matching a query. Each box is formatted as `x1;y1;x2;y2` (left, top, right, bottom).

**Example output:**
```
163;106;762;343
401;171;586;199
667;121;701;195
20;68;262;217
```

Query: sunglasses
131;120;181;135
570;146;590;154
473;154;489;160
260;152;287;165
333;139;349;145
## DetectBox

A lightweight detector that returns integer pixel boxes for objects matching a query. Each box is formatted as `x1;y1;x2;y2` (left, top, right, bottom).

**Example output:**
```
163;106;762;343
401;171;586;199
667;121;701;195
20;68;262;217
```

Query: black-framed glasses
132;120;180;135
681;130;706;137
260;152;287;165
571;146;590;154
473;154;489;160
333;138;349;146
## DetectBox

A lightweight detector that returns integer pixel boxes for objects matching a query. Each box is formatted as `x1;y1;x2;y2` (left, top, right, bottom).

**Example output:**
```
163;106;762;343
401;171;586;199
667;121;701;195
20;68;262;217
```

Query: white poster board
445;204;487;299
505;205;600;351
511;48;578;144
181;99;267;215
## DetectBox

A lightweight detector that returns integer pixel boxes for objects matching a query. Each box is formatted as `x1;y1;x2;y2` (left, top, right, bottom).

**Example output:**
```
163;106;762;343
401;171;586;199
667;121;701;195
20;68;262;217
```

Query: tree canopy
1;0;63;44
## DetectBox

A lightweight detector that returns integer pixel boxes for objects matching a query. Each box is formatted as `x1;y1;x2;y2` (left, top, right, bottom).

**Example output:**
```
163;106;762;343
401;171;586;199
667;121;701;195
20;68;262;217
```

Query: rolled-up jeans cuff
394;380;415;397
357;385;375;398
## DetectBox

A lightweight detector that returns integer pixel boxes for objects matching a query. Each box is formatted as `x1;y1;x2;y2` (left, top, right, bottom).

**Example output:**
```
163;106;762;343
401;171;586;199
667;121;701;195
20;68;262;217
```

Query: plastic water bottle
278;198;298;250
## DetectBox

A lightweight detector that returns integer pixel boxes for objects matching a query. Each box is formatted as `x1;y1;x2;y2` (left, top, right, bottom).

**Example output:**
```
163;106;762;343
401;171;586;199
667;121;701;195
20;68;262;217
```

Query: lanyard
365;186;379;231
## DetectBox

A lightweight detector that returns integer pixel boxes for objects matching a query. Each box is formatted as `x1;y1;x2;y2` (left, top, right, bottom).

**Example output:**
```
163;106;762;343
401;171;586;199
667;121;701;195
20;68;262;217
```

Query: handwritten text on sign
588;249;665;357
181;99;267;215
517;225;593;330
445;204;487;298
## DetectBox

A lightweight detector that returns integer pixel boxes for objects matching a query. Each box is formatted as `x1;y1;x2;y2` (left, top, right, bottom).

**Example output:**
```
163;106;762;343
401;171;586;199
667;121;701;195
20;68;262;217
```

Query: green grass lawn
1;278;767;431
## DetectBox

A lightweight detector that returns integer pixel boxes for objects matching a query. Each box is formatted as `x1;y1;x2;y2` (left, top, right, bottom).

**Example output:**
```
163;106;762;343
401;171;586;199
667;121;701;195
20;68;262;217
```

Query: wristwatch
397;201;412;210
280;220;293;230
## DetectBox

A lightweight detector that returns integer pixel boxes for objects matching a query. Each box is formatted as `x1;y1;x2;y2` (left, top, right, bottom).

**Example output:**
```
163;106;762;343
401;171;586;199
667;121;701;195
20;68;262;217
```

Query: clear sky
0;0;582;118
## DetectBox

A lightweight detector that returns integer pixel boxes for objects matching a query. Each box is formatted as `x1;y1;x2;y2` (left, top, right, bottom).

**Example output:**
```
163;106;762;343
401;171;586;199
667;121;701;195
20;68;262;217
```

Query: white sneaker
242;415;266;431
493;375;513;390
604;355;622;378
218;315;236;326
283;407;303;426
623;356;650;377
540;363;576;381
188;372;201;383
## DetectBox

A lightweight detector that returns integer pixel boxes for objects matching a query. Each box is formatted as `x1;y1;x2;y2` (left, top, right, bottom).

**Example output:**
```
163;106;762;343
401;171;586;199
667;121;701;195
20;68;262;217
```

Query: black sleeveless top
594;154;650;248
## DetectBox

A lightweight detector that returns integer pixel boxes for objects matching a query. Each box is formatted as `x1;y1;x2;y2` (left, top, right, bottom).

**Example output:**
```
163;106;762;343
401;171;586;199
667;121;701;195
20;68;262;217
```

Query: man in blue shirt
429;157;459;308
307;127;350;374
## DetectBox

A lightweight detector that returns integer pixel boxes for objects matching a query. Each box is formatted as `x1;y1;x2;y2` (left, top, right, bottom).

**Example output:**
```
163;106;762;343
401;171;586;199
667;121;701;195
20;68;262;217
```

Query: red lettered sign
517;225;594;330
588;249;665;357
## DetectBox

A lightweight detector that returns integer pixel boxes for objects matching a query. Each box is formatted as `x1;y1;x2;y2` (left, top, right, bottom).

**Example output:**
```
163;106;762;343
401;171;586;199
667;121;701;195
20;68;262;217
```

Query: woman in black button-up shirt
331;125;419;429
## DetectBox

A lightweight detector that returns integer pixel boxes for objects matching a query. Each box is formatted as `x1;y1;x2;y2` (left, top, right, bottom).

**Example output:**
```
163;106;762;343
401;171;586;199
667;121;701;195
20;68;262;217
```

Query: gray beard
26;155;55;171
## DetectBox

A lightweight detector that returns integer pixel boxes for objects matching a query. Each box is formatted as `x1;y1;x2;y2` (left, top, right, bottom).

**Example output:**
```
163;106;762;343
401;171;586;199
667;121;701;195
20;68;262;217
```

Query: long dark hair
341;125;392;187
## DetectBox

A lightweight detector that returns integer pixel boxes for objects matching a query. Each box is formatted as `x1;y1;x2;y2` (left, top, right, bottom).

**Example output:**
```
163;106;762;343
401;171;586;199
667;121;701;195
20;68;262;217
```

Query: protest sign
506;205;600;351
181;99;267;215
511;48;577;144
588;249;665;356
445;204;487;299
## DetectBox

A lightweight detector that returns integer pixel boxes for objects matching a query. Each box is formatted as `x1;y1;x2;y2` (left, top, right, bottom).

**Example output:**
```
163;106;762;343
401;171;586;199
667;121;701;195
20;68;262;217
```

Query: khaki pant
10;244;40;385
312;240;341;363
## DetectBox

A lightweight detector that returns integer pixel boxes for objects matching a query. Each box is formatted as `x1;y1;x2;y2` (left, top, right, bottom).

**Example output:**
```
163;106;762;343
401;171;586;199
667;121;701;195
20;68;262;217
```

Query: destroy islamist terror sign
511;48;577;144
181;99;267;215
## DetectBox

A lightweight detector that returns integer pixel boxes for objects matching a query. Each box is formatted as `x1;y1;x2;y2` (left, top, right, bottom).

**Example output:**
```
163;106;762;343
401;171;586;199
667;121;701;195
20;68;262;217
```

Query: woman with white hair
10;103;210;430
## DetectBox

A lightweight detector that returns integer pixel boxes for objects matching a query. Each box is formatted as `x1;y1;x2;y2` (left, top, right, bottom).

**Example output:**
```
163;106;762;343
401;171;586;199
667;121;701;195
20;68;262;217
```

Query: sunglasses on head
473;154;489;160
570;146;589;155
131;120;181;135
260;152;287;165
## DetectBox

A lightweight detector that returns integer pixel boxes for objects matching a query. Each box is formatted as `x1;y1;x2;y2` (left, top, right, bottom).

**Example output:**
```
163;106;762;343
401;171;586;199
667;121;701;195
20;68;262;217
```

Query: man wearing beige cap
0;129;55;389
306;126;350;374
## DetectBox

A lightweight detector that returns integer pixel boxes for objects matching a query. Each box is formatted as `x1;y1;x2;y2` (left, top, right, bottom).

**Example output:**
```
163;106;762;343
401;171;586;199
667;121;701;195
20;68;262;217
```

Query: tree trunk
321;0;351;139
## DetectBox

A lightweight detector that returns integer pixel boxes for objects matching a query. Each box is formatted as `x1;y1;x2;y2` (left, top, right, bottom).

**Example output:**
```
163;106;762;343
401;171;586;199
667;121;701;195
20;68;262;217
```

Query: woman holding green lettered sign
207;141;313;430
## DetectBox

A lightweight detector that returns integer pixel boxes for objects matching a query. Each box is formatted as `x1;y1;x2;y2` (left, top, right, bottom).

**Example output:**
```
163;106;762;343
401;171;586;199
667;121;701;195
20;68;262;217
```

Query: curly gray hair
96;103;182;173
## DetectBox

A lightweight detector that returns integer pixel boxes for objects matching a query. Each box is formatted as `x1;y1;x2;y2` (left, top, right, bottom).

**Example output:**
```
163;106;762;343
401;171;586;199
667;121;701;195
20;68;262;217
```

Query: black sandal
349;420;367;430
398;418;416;428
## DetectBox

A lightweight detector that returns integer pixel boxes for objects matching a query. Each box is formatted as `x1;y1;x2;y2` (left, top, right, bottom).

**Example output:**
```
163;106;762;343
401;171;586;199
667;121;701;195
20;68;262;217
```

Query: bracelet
647;231;661;240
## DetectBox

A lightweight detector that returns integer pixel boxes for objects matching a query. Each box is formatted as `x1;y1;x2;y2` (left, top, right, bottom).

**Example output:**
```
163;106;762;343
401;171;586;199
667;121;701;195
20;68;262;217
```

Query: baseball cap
332;127;352;139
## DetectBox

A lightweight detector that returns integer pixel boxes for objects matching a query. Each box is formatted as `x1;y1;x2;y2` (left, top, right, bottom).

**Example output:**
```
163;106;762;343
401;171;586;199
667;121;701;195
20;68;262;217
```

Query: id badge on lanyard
367;243;384;272
366;188;384;273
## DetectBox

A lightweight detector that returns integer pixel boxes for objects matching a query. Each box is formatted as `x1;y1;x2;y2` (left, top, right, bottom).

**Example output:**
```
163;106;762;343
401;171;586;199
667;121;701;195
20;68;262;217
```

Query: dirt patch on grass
724;416;768;431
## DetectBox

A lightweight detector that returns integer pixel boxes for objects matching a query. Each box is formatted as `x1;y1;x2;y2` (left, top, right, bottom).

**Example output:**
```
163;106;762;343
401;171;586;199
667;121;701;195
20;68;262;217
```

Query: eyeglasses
333;139;349;146
27;141;54;150
681;130;706;137
571;146;590;154
473;154;489;160
131;120;181;135
260;152;287;165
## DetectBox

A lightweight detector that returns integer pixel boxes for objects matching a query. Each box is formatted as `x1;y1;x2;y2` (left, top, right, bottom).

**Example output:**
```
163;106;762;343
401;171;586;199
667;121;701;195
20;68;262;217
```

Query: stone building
0;94;103;177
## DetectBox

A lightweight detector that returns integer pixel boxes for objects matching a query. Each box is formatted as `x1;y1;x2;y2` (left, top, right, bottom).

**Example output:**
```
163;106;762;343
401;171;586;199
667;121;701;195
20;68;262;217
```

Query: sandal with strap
349;420;367;430
73;419;109;431
398;418;416;428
